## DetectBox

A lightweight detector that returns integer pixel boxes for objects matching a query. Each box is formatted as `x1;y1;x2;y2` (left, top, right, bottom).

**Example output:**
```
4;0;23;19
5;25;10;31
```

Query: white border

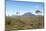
0;0;46;31
44;0;46;29
0;0;5;31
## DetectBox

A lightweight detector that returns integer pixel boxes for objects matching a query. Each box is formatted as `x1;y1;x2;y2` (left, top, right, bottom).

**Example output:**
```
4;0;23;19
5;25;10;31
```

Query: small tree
35;10;42;28
35;10;42;15
16;12;20;15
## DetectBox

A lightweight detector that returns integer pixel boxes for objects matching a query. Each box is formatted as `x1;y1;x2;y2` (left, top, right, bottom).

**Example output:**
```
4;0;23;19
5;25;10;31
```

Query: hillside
5;12;44;31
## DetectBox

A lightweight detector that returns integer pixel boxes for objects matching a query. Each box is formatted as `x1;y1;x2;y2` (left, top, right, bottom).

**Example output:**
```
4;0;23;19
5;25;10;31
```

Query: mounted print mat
5;0;44;31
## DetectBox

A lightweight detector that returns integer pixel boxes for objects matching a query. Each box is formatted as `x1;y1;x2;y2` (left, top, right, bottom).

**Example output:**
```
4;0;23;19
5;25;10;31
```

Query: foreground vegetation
5;16;44;31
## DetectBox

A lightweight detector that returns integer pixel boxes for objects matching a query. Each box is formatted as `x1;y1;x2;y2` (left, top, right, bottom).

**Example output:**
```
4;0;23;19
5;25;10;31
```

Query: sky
6;0;44;16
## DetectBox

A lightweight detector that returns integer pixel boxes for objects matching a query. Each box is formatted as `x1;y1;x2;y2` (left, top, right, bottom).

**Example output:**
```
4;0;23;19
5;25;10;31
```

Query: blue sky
6;0;44;16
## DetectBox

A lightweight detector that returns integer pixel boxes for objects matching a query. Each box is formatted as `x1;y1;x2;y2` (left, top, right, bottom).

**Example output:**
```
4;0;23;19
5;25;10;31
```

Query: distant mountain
11;12;35;18
22;12;35;16
7;12;43;19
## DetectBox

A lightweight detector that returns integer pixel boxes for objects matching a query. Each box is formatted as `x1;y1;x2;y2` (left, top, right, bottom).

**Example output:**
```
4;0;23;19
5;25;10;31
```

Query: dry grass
5;16;44;31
